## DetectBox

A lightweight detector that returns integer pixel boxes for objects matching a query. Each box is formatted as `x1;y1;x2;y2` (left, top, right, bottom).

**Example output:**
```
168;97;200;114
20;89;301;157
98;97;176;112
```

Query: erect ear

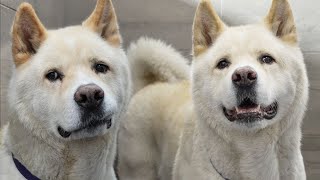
11;3;47;67
265;0;297;44
82;0;121;47
193;0;226;57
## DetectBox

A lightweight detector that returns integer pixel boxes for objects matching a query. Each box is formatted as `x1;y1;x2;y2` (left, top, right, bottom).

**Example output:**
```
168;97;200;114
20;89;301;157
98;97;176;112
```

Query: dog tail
127;37;190;94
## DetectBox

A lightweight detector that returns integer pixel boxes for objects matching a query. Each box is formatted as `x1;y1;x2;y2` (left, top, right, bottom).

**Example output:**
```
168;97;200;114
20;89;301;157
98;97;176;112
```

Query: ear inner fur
82;0;121;47
193;0;225;57
11;3;47;66
264;0;297;44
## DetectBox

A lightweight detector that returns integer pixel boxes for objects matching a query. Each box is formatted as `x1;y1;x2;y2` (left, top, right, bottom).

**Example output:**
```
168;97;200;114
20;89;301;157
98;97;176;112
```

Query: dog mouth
57;115;113;138
223;98;278;123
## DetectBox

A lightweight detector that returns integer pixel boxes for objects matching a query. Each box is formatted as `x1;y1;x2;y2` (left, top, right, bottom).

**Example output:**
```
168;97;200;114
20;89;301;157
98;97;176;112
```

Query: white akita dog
0;0;131;179
118;0;308;179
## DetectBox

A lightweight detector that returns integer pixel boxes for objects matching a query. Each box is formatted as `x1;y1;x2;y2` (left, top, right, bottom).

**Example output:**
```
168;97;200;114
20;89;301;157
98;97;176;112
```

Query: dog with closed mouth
118;0;308;179
0;0;131;179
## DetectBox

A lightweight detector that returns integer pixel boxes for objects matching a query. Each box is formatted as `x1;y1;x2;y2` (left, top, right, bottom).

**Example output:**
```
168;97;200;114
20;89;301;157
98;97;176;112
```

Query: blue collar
12;154;41;180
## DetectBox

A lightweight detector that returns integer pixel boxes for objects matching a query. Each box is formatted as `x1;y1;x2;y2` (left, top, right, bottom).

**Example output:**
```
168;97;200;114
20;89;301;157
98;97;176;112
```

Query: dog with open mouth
0;0;131;179
117;0;309;179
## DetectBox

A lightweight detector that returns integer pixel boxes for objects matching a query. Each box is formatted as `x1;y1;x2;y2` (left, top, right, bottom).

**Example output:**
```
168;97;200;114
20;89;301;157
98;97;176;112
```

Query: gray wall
1;0;319;179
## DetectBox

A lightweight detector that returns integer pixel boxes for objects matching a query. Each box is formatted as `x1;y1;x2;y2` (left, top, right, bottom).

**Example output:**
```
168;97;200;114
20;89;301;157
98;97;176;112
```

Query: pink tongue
236;105;260;114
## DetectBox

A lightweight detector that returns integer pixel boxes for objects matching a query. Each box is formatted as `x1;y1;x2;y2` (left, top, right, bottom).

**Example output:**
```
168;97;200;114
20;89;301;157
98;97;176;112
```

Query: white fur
117;11;308;180
1;22;131;180
118;38;190;180
127;37;190;94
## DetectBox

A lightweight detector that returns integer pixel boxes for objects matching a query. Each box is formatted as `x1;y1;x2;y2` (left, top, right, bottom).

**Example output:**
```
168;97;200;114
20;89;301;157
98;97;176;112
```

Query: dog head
9;0;131;140
192;0;308;130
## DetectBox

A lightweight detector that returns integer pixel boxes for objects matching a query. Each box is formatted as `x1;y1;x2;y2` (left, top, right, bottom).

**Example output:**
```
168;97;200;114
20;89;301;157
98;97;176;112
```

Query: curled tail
127;37;190;94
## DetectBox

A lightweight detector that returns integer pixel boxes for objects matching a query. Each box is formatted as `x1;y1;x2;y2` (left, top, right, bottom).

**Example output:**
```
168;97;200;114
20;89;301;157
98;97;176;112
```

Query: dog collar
12;154;41;180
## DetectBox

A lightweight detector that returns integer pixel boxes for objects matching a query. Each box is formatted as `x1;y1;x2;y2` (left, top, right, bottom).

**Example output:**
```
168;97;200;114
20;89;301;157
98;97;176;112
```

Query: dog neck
4;118;115;179
193;119;281;179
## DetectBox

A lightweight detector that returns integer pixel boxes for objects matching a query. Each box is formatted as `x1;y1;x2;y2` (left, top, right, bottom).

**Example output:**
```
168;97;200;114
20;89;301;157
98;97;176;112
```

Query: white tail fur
127;37;190;94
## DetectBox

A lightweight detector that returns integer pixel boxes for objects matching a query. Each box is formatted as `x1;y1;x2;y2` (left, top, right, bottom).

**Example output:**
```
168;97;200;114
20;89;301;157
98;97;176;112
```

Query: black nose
74;84;104;109
232;66;257;87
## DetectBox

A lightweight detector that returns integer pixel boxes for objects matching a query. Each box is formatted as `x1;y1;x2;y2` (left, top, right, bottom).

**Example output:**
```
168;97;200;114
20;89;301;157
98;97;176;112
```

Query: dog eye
94;63;109;74
216;59;231;69
45;70;62;82
260;55;275;64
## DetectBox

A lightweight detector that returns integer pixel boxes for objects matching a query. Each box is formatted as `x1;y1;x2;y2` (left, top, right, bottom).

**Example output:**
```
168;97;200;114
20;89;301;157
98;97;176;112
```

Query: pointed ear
82;0;121;47
193;0;226;57
11;3;47;66
265;0;297;44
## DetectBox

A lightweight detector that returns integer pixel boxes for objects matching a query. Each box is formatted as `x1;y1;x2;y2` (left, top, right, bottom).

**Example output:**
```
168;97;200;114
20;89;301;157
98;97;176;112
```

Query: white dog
0;0;131;179
118;0;308;179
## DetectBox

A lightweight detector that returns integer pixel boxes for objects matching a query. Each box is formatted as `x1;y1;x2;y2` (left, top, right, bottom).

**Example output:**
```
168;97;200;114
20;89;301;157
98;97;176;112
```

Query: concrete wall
1;0;319;179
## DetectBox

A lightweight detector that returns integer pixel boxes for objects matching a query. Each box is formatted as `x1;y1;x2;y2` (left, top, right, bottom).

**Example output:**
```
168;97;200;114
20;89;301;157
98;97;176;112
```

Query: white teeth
257;105;261;110
235;107;240;113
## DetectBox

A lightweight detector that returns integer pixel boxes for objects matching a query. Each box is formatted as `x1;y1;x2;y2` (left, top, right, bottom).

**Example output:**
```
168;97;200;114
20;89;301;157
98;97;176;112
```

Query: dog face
9;0;130;140
192;0;308;130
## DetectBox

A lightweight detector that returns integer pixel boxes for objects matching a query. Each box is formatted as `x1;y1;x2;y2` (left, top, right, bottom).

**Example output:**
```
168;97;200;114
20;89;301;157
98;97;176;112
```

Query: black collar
210;158;230;180
12;154;41;180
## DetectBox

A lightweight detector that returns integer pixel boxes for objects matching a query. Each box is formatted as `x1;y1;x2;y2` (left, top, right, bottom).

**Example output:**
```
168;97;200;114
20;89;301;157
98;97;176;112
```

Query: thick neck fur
192;108;305;180
4;117;115;180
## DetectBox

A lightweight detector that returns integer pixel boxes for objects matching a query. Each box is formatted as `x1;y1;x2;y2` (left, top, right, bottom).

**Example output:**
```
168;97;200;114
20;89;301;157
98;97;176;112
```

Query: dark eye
45;70;62;82
260;55;275;64
216;59;231;69
94;63;109;74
